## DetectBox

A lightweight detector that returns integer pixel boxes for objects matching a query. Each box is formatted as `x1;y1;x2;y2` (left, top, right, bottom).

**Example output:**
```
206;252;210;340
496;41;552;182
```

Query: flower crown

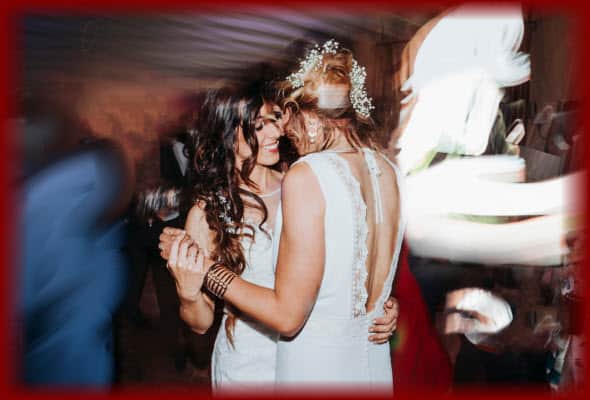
286;39;375;119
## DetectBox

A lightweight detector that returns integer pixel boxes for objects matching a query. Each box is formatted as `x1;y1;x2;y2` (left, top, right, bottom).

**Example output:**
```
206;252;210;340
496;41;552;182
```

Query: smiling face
235;102;284;167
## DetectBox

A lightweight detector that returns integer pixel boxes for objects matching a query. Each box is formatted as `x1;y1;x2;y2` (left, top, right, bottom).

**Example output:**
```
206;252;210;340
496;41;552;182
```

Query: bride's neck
240;164;277;194
324;128;357;152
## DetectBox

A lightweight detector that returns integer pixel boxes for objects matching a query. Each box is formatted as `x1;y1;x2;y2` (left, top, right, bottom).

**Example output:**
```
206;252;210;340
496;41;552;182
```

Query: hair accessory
286;39;375;119
215;190;237;234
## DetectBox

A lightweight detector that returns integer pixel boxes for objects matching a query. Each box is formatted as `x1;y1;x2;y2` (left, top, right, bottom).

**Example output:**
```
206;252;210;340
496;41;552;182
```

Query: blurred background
14;5;583;391
19;8;581;181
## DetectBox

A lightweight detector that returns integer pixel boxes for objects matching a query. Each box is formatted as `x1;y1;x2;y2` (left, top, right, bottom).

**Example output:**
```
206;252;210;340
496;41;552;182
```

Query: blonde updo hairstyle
278;45;381;152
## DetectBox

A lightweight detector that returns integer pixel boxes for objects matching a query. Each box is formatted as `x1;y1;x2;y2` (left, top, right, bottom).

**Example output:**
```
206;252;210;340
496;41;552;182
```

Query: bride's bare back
337;149;401;314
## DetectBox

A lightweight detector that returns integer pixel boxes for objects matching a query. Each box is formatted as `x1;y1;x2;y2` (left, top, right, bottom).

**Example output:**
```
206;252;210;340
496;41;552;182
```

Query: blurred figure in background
17;94;132;386
122;92;206;371
390;4;582;391
124;183;189;371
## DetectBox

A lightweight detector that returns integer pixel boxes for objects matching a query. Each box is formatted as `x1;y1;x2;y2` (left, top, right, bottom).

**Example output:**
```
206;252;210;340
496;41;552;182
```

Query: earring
307;118;320;144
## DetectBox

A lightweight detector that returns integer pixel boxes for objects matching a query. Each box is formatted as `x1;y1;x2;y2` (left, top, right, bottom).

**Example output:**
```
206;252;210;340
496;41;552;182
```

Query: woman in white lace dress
161;78;398;392
167;41;404;393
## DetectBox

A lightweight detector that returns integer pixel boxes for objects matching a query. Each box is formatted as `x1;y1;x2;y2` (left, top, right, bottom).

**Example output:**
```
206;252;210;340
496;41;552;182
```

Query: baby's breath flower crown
285;39;375;119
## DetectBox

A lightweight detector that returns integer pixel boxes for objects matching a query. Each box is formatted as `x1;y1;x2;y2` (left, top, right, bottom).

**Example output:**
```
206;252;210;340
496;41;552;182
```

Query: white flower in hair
349;59;375;118
214;190;237;233
286;39;375;118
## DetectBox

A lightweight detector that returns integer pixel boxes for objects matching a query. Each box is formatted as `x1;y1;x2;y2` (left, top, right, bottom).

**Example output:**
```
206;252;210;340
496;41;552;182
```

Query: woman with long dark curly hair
161;77;397;392
170;82;285;388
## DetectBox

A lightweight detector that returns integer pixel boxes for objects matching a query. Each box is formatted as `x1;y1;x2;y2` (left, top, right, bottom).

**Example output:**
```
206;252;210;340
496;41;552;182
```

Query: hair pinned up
283;39;375;119
278;39;382;151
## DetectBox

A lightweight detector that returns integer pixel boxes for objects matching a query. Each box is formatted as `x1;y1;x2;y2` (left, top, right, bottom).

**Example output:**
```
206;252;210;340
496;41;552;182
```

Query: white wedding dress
273;148;405;393
211;220;279;391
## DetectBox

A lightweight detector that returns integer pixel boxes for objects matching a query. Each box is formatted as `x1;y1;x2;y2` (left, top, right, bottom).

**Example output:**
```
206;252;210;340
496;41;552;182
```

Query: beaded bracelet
204;263;237;299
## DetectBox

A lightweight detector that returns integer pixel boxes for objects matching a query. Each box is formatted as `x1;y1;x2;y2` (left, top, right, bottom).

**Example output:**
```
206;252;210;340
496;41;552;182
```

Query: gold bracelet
204;263;237;299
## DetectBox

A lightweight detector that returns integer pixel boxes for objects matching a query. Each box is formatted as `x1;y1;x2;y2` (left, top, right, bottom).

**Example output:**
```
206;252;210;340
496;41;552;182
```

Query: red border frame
1;1;588;399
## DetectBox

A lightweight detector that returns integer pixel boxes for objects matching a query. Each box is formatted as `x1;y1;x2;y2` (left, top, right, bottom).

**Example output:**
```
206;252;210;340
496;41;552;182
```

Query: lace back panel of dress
325;154;369;319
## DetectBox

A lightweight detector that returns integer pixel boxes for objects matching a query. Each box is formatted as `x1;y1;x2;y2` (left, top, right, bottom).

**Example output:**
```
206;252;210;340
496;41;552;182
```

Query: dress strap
362;148;384;225
378;152;406;239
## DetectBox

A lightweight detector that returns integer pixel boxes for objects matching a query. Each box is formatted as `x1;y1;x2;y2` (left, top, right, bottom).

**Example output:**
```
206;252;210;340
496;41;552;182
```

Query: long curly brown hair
183;83;274;345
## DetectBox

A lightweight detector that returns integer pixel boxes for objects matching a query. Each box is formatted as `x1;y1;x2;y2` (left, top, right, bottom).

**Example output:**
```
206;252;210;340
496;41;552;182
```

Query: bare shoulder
282;161;324;213
283;161;311;183
283;162;318;196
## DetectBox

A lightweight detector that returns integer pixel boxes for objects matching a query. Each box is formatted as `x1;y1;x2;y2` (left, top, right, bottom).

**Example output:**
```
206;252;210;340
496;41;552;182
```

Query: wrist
178;291;204;307
204;263;237;299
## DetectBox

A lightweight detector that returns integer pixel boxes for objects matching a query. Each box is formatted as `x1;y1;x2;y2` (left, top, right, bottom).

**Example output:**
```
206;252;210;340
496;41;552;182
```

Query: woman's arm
220;162;326;337
167;165;400;339
167;205;215;334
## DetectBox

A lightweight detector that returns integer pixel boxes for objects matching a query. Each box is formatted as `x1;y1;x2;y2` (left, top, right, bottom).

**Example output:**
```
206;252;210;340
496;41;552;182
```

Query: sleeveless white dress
211;221;279;391
272;149;406;393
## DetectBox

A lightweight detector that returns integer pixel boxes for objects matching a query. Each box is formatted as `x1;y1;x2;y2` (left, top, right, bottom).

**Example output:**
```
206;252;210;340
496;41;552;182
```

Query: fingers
168;235;195;270
385;296;399;310
369;332;395;344
369;320;396;344
176;235;194;269
167;235;182;269
163;227;186;236
369;318;396;343
372;300;399;328
186;244;198;270
194;250;205;273
369;299;399;343
159;228;186;260
385;297;395;309
159;229;186;245
384;298;399;315
177;240;206;271
370;317;396;331
160;238;174;260
380;297;399;322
